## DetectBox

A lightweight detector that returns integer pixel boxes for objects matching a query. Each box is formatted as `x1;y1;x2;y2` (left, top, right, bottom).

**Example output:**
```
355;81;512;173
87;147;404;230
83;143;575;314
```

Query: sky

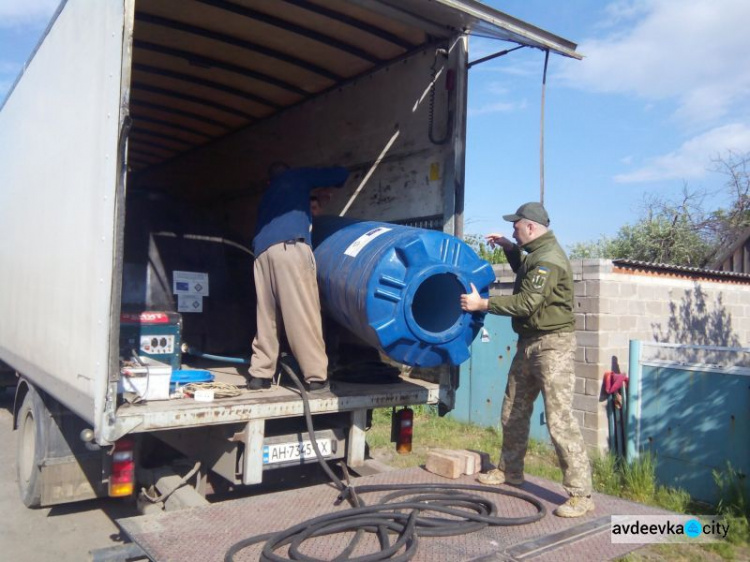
2;0;749;249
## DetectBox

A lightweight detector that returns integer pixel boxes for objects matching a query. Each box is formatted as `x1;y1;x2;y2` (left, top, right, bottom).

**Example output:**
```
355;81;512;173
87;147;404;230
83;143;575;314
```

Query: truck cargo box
0;0;578;507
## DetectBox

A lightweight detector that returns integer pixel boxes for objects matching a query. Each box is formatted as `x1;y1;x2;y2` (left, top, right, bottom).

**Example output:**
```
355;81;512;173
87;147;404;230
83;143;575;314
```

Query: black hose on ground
225;355;546;561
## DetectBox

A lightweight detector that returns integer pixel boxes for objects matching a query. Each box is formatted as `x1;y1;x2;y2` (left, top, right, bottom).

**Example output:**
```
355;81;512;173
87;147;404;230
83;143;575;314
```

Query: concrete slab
118;467;670;561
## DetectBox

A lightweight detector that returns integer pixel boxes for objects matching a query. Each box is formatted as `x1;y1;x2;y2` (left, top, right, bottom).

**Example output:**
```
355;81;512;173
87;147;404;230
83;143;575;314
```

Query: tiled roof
612;259;750;283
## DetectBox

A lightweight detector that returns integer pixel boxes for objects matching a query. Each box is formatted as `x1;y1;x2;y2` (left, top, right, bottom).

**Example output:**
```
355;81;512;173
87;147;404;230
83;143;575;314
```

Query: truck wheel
17;388;45;508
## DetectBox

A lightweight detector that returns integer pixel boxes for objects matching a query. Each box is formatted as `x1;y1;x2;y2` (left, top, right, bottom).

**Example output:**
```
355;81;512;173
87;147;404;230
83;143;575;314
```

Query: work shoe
305;380;330;393
247;377;271;390
554;496;595;518
476;469;524;486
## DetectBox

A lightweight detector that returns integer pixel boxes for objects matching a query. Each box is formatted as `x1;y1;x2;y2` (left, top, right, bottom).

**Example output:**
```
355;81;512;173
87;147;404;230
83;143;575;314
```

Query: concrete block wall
491;259;750;454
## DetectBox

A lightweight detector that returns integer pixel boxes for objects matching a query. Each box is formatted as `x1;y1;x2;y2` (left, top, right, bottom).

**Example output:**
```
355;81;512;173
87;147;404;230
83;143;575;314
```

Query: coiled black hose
225;356;546;561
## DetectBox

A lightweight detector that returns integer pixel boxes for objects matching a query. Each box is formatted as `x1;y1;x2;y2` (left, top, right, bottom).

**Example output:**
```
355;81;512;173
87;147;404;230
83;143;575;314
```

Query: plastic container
170;369;214;392
119;358;172;401
313;217;495;367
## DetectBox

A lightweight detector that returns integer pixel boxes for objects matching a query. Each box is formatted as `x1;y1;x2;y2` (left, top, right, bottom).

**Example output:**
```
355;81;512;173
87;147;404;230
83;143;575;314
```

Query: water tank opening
411;273;465;334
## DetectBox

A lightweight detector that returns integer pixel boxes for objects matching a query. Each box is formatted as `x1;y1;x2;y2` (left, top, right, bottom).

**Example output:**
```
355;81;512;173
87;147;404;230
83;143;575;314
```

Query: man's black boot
305;380;330;393
247;377;272;390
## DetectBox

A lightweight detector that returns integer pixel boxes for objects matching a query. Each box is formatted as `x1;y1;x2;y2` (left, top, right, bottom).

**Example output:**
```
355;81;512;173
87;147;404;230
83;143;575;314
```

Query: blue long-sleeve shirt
252;167;349;256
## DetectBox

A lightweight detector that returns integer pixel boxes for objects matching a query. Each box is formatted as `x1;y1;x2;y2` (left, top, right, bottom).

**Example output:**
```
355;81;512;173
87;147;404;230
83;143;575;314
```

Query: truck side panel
0;0;126;426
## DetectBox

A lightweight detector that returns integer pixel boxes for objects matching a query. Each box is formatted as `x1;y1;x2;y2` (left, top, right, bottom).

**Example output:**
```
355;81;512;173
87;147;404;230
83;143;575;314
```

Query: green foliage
705;152;750;251
570;190;713;266
569;236;618;259
608;213;713;266
714;462;749;517
592;453;690;512
592;453;622;495
464;234;508;264
713;462;750;546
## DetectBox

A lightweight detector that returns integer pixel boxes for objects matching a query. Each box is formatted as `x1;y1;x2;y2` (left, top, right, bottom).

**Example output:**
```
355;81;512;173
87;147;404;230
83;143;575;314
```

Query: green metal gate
627;340;750;503
453;315;550;444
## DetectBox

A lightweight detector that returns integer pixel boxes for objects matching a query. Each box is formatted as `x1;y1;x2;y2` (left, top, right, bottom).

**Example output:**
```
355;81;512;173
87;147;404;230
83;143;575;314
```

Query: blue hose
181;344;250;365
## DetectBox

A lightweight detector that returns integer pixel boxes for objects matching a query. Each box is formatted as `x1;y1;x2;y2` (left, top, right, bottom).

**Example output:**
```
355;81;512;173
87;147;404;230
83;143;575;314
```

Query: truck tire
17;387;46;508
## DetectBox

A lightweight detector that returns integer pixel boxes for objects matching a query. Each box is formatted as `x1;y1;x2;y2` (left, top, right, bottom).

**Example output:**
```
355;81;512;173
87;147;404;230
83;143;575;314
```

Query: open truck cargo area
0;0;577;508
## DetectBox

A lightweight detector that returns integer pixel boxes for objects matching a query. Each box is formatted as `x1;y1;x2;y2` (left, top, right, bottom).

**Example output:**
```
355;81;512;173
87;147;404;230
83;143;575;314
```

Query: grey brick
645;301;665;315
575;314;585;331
580;427;599;448
610;299;636;316
573;394;600;413
587;314;620;332
574;281;587;297
598;283;622;298
575;297;600;314
585;281;601;297
618;315;638;331
573;410;584;427
576;331;599;347
585;346;605;364
575;363;602;380
575;377;586;394
585;378;602;396
575;346;586;363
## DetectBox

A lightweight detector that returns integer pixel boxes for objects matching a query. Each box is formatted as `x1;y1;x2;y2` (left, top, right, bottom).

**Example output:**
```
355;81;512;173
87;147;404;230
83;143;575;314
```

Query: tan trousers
499;331;592;497
250;242;328;383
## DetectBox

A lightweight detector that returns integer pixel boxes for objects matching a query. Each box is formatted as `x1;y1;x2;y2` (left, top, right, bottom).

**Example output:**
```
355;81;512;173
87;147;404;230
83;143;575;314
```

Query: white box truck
0;0;578;508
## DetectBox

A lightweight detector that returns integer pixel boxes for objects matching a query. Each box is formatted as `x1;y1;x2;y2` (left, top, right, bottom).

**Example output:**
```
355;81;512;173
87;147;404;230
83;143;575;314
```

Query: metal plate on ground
117;468;670;561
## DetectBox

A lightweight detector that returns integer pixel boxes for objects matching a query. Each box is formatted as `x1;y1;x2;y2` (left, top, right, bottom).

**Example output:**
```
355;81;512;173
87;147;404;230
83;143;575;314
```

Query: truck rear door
0;0;131;432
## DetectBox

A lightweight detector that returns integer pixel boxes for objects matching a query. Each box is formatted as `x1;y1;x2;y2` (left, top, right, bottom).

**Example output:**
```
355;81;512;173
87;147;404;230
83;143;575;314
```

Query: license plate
263;438;332;465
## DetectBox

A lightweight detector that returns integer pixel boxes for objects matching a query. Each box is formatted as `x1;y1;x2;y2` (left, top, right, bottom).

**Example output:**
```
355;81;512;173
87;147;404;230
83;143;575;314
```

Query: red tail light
395;407;413;454
109;437;135;497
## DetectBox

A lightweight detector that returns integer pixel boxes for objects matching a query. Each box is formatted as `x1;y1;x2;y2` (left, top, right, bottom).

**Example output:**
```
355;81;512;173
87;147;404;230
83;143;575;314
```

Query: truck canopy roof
122;0;578;172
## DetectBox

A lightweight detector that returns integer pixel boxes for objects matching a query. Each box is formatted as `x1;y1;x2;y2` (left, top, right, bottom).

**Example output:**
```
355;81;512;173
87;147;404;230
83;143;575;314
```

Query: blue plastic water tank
313;217;495;367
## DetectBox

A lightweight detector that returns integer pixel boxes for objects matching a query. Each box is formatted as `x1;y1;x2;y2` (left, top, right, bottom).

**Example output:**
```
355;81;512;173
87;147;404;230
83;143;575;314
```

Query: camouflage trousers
499;331;593;497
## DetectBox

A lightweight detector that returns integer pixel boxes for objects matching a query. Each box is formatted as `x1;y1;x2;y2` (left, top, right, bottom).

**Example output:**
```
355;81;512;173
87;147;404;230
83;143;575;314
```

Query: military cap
502;202;550;226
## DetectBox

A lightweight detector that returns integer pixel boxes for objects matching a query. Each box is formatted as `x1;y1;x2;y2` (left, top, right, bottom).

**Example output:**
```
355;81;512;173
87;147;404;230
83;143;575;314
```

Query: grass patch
713;462;750;553
367;407;559;476
367;406;501;469
592;452;691;512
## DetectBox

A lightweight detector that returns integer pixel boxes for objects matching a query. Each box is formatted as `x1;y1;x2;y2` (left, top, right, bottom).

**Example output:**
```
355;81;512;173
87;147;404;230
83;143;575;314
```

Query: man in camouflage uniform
460;202;594;518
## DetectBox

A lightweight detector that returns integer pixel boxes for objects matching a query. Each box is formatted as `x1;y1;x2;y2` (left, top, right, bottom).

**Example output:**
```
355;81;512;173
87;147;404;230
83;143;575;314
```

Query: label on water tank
344;227;391;258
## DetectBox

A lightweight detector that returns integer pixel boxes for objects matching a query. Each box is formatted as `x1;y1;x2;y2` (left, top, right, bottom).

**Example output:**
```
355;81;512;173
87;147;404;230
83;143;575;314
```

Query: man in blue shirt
247;163;349;391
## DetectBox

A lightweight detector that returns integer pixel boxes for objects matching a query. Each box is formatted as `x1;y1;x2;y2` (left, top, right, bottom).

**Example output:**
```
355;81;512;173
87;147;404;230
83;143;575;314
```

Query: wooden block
460;450;482;475
432;449;481;475
425;451;462;479
452;450;476;474
432;449;468;474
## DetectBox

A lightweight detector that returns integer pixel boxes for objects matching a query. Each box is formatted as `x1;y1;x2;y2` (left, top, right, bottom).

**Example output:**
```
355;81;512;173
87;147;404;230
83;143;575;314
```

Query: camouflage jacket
488;230;575;338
